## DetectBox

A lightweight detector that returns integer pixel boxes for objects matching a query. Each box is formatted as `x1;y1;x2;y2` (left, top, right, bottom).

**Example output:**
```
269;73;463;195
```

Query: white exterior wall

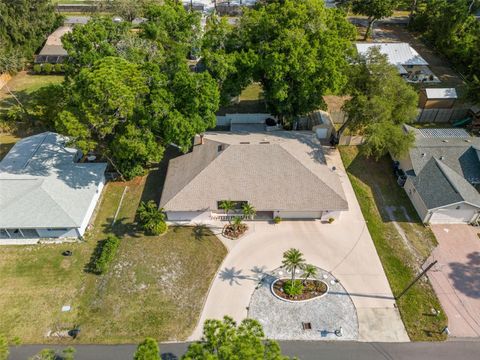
166;211;211;222
36;228;78;238
216;113;273;127
404;177;429;222
79;176;105;236
427;202;480;224
274;211;323;219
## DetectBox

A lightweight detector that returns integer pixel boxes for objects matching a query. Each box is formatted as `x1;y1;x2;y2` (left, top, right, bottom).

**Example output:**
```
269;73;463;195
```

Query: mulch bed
222;223;248;240
272;278;328;301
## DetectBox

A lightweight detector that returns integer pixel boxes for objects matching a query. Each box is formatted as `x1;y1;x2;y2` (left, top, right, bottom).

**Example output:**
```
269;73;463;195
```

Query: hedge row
32;63;64;74
92;234;120;274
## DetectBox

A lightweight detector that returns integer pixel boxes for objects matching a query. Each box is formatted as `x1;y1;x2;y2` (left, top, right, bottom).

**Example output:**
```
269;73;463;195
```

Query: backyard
0;171;227;343
339;146;447;341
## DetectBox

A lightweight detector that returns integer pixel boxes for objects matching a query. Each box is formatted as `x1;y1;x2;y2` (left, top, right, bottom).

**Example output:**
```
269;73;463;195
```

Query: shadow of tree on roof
448;251;480;299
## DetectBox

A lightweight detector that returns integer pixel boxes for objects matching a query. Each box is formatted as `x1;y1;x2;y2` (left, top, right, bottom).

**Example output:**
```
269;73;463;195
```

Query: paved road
9;340;480;360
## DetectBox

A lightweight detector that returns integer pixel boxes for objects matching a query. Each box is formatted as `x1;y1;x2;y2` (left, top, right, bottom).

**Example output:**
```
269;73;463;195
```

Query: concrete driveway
429;225;480;337
189;148;408;342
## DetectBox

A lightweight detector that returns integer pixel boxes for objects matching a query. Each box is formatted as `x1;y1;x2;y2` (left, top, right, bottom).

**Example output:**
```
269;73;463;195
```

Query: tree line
0;0;61;73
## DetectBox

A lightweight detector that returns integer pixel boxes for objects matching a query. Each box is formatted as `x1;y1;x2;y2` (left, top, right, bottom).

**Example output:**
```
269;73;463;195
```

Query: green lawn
339;146;447;341
217;83;267;115
0;174;227;343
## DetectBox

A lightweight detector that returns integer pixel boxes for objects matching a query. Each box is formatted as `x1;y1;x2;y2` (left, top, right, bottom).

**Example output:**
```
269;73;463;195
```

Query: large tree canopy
202;0;356;125
348;0;398;40
57;2;219;179
0;0;61;73
182;317;291;360
340;48;418;159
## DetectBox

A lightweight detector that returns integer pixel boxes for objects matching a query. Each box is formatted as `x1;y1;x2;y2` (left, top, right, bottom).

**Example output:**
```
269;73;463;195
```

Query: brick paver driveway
429;225;480;337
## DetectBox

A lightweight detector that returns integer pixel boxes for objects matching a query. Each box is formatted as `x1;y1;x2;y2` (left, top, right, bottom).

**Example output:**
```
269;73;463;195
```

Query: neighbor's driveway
428;225;480;337
189;148;408;342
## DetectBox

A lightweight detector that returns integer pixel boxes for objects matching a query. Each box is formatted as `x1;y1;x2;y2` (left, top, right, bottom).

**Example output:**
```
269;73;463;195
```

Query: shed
419;88;458;109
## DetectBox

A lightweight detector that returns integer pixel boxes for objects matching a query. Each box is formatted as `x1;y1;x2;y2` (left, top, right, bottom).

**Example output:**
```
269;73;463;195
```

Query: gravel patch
248;267;358;340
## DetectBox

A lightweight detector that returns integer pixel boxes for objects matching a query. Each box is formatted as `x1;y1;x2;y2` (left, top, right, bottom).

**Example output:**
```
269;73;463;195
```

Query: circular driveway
248;267;358;340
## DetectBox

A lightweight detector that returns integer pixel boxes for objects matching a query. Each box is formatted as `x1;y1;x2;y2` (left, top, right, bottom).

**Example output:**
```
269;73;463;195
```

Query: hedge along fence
86;234;121;275
32;63;64;74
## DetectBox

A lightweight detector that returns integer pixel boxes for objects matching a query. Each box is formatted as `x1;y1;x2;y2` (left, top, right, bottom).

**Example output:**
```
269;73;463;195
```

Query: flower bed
222;223;248;240
271;278;328;301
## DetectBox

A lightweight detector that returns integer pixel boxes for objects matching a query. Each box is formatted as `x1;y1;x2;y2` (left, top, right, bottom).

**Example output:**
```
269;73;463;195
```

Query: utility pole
396;260;437;300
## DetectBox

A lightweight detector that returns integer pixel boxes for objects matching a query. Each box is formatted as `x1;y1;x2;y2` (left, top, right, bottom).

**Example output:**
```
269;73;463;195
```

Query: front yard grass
0;174;227;343
339;146;447;341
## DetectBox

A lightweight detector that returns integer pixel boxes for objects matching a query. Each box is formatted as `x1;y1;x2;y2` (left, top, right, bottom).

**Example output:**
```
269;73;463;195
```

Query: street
9;340;480;360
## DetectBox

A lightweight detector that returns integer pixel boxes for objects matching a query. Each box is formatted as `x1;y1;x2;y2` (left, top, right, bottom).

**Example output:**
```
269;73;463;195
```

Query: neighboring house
419;88;458;109
0;132;107;243
355;42;439;83
34;26;72;64
397;125;480;224
160;131;348;222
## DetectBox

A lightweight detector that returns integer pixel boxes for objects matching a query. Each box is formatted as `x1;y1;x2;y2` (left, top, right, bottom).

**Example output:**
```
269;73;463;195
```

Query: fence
216;113;273;127
416;107;470;123
0;73;12;90
338;135;364;146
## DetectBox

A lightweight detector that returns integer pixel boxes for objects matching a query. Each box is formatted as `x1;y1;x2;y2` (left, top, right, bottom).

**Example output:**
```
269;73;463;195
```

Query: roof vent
442;140;449;143
259;141;270;144
421;153;426;157
239;141;250;144
465;139;472;143
440;156;445;160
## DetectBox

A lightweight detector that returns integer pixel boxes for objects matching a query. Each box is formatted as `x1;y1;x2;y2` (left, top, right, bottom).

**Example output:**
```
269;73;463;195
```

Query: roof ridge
161;143;231;209
434;158;472;200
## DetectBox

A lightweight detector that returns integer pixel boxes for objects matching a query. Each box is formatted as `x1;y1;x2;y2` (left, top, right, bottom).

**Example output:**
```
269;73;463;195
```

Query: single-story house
34;26;72;64
160;131;348;222
397;125;480;224
355;42;439;83
419;88;458;109
0;132;107;243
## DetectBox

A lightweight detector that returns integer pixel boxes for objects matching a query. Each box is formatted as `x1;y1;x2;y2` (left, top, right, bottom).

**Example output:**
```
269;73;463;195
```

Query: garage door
276;211;323;219
429;208;476;224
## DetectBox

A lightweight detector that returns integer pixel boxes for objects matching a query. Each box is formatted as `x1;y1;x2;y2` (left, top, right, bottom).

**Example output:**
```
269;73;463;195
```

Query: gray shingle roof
0;132;107;228
411;158;480;209
160;131;348;212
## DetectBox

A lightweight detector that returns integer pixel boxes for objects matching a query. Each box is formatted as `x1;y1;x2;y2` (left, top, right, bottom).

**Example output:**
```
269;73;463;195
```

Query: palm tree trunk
291;265;295;283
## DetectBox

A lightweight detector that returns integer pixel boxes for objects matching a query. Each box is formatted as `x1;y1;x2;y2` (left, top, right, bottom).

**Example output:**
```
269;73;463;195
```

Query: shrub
137;201;168;236
0;334;8;360
29;348;55;360
283;280;304;296
134;338;160;360
273;216;282;224
328;217;335;223
93;235;120;274
6;105;25;122
33;64;42;74
43;63;53;74
54;63;63;73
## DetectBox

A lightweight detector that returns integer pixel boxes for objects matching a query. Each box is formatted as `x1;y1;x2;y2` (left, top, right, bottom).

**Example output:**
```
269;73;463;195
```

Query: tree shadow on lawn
140;146;183;205
448;251;480;299
343;149;423;225
101;217;142;238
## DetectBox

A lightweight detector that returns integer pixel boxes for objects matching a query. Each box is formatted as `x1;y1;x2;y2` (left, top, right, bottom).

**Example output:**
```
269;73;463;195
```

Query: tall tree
183;317;291;360
350;0;398;40
134;337;160;360
203;0;356;126
340;47;418;159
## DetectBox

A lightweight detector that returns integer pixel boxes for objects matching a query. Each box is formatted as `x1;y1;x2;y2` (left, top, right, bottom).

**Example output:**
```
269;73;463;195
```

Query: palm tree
232;216;243;231
242;203;256;220
302;264;317;285
219;200;235;224
281;248;306;284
